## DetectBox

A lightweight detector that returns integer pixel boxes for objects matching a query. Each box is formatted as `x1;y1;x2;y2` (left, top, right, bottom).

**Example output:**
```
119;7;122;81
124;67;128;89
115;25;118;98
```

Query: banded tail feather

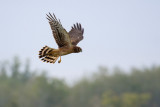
41;56;59;63
39;46;59;63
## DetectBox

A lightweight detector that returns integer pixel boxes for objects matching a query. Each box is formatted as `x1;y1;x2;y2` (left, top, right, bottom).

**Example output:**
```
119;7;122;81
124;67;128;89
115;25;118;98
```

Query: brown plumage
39;13;84;63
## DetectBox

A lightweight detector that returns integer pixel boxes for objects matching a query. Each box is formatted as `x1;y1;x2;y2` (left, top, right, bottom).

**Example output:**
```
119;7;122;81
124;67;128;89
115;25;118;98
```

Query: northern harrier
39;13;84;63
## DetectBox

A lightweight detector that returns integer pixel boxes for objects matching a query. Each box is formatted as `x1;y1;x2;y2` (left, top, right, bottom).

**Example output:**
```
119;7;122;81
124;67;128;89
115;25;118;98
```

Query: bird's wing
46;13;72;48
68;23;84;45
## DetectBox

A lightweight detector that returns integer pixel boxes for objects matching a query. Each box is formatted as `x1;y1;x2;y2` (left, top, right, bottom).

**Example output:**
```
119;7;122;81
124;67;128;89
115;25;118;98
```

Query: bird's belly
60;51;72;56
59;48;73;56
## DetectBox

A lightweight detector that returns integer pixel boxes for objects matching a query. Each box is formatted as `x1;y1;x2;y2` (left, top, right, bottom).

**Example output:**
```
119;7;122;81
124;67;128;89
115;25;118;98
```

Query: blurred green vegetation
0;57;160;107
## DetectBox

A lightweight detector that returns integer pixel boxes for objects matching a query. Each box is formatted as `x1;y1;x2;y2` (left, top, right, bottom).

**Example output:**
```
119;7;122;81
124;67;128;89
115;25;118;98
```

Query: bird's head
73;46;82;53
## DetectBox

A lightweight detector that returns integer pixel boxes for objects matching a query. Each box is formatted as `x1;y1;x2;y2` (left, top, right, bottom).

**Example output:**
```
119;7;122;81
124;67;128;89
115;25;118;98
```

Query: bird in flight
39;13;84;64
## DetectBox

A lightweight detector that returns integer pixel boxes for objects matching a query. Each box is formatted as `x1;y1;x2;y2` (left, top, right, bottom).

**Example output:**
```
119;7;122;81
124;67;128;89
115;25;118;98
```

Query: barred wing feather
46;13;72;48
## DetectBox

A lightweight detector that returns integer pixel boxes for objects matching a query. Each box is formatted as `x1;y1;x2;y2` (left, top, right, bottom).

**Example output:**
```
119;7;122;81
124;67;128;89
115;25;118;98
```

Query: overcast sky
0;0;160;83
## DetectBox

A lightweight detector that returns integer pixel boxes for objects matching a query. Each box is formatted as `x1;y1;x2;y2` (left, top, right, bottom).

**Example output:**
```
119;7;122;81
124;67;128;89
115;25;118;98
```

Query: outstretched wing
68;23;84;45
46;13;72;48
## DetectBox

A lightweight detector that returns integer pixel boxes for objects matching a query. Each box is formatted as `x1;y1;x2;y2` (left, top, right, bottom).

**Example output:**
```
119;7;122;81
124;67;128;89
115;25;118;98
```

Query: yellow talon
58;56;61;63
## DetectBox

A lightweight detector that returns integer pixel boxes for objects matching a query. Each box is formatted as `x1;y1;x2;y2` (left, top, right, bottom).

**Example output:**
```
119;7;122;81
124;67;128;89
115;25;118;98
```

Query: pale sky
0;0;160;83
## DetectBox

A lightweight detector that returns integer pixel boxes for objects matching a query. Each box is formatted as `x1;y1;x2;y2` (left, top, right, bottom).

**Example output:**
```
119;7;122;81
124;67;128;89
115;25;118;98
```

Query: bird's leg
58;56;61;63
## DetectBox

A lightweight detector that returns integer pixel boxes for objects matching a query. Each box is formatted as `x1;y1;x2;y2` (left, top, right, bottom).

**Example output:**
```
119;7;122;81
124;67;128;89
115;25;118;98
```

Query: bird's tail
39;46;59;63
